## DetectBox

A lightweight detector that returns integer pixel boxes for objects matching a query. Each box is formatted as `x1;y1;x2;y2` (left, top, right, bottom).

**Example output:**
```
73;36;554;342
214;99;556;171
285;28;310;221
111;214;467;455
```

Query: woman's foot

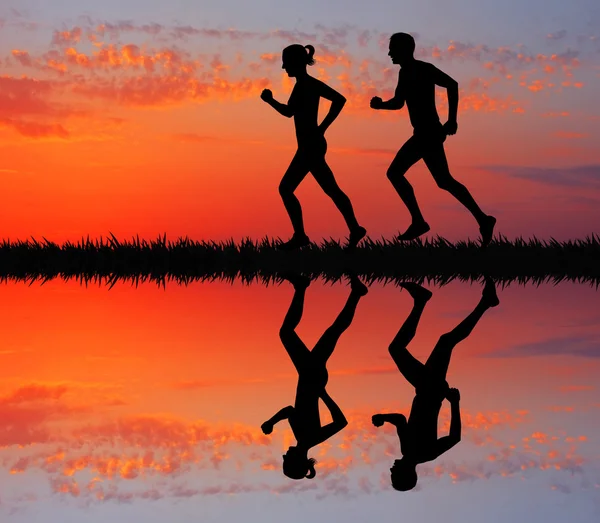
281;272;311;290
397;220;430;241
346;226;367;249
278;233;310;251
399;281;433;303
481;277;500;307
349;275;369;296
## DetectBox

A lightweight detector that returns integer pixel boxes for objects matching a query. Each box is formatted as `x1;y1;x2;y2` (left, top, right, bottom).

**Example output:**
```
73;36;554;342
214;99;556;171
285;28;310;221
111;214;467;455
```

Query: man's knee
434;174;457;192
437;332;457;347
387;164;410;183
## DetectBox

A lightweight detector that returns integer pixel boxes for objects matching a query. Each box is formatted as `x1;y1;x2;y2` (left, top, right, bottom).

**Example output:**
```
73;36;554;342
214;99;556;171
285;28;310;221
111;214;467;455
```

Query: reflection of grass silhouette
0;234;599;286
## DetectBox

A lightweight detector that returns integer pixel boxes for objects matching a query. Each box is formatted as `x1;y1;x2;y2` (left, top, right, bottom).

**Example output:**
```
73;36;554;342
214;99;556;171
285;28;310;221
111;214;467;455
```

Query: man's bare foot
397;221;430;241
482;276;500;307
349;275;369;297
347;226;367;249
479;216;496;248
399;281;433;303
278;233;310;251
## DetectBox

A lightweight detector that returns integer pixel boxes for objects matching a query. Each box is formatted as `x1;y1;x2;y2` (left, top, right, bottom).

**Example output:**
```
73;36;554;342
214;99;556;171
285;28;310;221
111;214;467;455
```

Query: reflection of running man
372;279;499;491
260;44;366;250
370;33;496;246
261;275;368;480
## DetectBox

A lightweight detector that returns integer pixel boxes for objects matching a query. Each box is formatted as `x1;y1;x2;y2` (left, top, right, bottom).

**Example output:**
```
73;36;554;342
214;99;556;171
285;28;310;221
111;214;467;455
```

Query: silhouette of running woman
370;33;496;246
372;278;499;491
260;44;367;250
261;274;368;479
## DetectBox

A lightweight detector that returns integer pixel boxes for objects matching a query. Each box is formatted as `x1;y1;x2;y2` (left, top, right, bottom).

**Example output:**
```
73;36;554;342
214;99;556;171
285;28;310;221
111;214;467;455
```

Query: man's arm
372;413;407;428
261;406;294;434
433;388;461;457
370;72;405;110
431;65;459;133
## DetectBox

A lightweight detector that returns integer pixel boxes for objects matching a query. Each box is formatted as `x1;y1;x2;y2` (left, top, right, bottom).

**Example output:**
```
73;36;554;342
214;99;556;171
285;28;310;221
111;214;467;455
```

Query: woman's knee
279;327;294;342
278;182;294;199
389;343;408;356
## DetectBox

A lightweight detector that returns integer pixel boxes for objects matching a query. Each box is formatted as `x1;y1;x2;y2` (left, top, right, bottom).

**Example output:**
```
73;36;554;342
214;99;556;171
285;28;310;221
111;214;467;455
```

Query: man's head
390;458;418;491
389;33;416;66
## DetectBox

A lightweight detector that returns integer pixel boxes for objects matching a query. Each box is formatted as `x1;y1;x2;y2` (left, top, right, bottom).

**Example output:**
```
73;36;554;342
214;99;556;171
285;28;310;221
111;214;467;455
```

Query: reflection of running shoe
479;216;496;248
349;275;369;296
482;277;500;307
399;282;433;303
397;221;430;241
346;226;367;249
277;233;311;251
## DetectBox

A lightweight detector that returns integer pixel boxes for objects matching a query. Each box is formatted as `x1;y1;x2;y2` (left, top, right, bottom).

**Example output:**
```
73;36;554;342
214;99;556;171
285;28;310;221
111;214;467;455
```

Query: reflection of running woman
260;44;367;250
372;279;499;491
261;275;368;479
370;33;496;246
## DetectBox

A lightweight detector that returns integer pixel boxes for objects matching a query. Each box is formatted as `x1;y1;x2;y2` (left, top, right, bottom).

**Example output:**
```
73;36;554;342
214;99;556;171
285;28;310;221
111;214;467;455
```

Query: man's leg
387;137;430;241
389;282;433;388
424;278;499;383
423;141;496;247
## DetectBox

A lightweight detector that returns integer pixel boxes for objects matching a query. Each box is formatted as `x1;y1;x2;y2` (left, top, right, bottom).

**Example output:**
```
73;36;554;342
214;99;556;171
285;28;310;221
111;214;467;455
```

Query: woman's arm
316;81;346;133
310;390;348;445
261;405;294;434
260;89;294;118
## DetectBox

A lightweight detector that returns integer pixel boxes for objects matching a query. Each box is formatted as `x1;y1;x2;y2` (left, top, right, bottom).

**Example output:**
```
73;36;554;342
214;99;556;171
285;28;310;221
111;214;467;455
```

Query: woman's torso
289;77;322;146
289;366;329;443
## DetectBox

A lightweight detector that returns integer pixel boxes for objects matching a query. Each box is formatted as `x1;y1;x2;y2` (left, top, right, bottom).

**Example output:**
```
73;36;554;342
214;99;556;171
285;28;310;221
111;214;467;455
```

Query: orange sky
0;279;598;507
1;15;599;243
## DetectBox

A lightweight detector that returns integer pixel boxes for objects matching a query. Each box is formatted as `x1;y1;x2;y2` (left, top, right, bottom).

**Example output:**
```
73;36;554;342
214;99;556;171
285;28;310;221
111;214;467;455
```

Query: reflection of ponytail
305;458;317;479
304;44;315;66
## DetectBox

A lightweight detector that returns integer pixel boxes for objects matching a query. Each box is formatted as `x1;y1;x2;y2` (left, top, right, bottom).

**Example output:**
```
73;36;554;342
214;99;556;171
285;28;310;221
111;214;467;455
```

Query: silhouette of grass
0;234;599;287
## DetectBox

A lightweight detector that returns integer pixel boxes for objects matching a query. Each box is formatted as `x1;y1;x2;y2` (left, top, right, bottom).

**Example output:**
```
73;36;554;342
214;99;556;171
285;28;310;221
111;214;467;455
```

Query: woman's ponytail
304;44;315;66
305;458;317;479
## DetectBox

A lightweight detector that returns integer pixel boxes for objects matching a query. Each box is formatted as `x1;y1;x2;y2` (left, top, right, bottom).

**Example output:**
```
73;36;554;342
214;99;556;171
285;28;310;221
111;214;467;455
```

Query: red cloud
11;49;33;67
52;27;83;46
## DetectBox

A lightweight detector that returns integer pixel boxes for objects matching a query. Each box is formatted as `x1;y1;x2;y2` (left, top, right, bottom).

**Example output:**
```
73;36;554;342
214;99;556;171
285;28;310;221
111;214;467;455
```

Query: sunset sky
1;0;599;243
1;2;600;518
0;278;599;521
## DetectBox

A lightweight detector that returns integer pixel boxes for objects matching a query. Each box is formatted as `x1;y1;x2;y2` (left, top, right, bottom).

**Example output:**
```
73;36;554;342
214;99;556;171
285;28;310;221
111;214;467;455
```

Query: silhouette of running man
370;33;496;246
261;44;367;250
372;278;499;491
261;274;368;479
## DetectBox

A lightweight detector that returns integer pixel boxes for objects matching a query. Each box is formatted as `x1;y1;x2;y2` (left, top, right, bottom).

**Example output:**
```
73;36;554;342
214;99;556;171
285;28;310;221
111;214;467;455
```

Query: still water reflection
0;278;598;522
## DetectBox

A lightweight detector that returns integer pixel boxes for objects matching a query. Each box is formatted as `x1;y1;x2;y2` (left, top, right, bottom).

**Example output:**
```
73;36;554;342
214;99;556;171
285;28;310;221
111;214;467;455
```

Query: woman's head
282;448;317;479
282;44;315;77
390;458;418;491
